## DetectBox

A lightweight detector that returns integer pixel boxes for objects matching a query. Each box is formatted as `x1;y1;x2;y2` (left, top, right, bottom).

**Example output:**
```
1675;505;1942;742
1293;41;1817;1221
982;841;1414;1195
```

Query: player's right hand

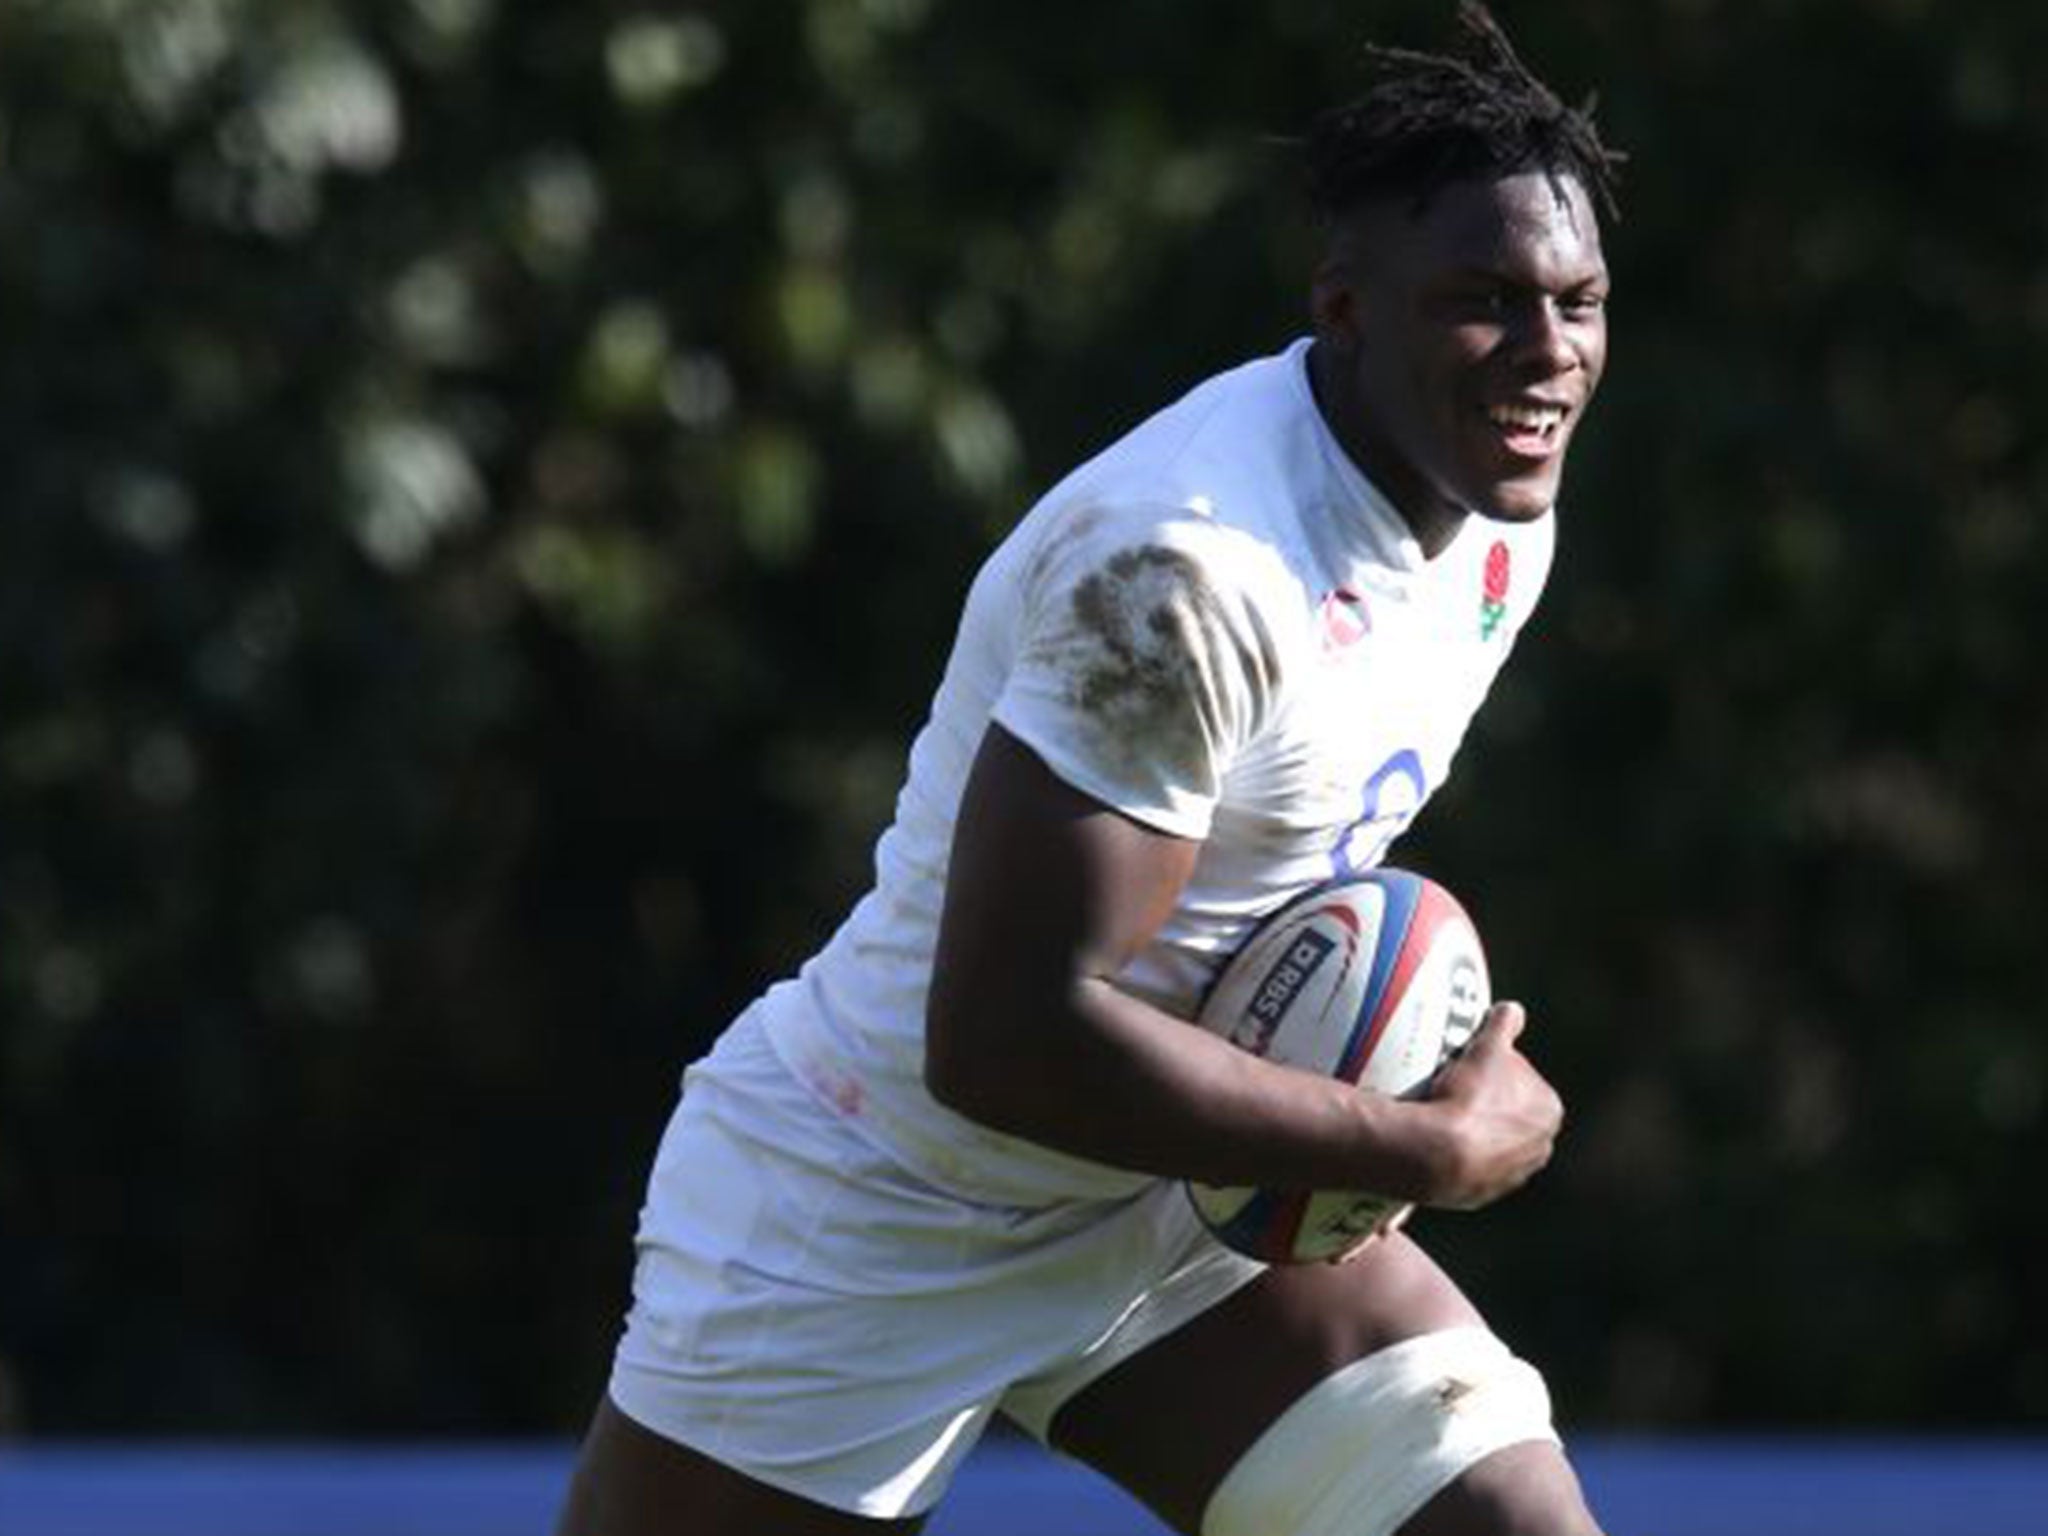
1419;1001;1563;1210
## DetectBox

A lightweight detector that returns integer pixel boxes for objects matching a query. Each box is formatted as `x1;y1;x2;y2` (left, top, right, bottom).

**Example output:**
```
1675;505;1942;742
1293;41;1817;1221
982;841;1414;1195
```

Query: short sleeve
991;503;1288;839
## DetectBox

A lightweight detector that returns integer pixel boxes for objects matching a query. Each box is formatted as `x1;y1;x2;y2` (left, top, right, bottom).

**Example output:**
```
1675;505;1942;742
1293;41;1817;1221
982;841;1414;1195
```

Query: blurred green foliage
2;0;2045;1436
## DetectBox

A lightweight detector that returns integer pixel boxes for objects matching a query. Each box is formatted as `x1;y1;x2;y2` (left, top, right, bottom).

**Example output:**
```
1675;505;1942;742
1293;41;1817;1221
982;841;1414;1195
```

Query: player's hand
1419;1001;1563;1210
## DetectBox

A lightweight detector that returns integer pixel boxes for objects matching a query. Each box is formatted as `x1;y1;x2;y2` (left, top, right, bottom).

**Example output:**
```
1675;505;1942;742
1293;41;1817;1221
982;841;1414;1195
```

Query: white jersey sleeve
990;503;1294;840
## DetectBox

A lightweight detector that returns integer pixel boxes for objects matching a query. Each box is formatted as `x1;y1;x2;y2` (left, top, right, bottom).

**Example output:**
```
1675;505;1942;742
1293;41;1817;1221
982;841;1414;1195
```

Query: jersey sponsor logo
1232;929;1337;1053
1479;539;1512;640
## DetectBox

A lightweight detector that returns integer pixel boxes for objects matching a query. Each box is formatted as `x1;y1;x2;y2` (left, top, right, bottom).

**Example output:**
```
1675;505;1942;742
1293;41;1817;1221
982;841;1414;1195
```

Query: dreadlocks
1305;2;1624;227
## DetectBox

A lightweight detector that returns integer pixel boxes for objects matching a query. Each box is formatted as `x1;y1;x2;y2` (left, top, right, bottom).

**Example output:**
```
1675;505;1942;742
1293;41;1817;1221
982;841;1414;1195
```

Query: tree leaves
3;0;2046;1433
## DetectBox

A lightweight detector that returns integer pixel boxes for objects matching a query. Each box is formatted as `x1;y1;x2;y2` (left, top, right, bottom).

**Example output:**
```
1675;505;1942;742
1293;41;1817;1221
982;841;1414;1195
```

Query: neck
1306;338;1466;560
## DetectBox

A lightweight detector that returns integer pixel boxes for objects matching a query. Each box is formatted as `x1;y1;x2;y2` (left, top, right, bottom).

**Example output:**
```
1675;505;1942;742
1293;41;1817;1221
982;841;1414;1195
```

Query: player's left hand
1417;1000;1563;1210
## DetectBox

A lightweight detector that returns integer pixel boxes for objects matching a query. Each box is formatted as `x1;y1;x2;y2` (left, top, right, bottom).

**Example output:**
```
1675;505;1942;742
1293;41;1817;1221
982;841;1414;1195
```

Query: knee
1399;1439;1603;1536
1201;1327;1593;1536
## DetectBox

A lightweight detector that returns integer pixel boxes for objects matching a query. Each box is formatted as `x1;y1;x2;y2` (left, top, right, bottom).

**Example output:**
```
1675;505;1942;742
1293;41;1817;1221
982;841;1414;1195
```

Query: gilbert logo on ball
1187;868;1491;1264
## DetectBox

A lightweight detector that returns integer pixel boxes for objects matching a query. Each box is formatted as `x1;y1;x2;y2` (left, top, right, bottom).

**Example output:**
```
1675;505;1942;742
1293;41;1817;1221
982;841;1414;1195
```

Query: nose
1507;298;1580;375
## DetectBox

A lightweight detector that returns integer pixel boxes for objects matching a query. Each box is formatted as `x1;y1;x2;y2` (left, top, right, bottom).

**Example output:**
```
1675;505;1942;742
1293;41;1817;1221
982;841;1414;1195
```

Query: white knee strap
1200;1326;1560;1536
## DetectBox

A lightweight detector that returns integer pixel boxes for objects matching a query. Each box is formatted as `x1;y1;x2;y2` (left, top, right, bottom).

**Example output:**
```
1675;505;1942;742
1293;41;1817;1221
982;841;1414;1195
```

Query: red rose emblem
1483;540;1512;605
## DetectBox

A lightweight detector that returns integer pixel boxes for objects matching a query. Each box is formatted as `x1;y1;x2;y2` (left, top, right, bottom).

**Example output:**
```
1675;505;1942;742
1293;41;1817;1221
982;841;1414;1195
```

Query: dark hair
1305;2;1624;226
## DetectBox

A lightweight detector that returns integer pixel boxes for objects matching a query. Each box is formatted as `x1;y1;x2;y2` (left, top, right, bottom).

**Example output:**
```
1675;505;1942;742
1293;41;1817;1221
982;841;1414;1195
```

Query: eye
1438;284;1510;319
1560;288;1608;319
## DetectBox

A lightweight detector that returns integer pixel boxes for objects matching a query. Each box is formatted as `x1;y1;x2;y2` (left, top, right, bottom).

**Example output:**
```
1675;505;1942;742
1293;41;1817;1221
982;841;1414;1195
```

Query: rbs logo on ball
1231;930;1337;1054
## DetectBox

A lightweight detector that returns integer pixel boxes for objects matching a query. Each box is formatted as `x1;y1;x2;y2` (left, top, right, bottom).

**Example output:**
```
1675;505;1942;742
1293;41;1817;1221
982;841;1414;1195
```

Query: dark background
3;0;2043;1439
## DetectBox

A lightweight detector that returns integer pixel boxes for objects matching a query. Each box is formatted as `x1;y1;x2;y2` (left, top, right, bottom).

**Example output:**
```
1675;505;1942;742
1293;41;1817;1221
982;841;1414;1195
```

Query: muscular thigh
556;1398;927;1536
1047;1229;1480;1535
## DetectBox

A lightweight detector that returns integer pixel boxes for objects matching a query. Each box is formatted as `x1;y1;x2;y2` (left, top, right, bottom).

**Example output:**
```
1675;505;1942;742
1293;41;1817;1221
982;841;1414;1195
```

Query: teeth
1488;403;1564;433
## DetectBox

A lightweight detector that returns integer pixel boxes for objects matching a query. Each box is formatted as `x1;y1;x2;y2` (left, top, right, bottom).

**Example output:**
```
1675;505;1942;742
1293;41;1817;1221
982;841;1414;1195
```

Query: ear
1310;250;1363;350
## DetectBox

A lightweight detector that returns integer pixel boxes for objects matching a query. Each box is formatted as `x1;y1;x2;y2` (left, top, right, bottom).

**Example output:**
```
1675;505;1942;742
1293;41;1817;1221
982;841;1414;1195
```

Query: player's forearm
925;976;1457;1201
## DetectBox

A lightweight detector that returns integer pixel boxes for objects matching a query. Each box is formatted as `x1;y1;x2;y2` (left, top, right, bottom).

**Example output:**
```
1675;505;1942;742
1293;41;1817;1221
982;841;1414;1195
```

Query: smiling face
1308;170;1610;556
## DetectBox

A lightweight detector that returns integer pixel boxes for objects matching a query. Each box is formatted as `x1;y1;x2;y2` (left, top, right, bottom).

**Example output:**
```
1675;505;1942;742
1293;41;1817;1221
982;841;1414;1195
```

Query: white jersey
755;338;1554;1206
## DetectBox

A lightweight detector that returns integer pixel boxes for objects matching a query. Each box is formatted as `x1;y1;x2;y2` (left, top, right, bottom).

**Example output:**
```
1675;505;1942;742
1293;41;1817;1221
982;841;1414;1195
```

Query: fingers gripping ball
1187;870;1490;1263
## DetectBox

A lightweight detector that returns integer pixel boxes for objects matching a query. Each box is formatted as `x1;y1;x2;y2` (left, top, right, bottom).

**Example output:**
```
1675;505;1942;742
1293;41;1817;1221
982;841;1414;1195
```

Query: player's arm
924;723;1558;1208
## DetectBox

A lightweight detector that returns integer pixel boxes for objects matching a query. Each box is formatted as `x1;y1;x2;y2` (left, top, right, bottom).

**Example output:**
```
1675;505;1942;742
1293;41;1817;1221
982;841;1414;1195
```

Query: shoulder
1013;499;1307;647
1023;343;1317;544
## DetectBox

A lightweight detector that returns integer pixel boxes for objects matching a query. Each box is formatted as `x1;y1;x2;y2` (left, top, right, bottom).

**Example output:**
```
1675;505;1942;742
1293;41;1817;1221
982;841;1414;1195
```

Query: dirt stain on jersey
794;1052;864;1117
1023;504;1109;597
1059;544;1269;786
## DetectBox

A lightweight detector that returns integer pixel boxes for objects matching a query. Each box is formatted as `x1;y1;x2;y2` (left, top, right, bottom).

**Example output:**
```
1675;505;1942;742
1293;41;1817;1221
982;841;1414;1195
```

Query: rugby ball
1186;869;1490;1264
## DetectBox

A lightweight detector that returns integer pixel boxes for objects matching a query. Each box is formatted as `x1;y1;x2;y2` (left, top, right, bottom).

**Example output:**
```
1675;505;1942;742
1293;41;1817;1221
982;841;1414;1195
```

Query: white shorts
607;1011;1266;1519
